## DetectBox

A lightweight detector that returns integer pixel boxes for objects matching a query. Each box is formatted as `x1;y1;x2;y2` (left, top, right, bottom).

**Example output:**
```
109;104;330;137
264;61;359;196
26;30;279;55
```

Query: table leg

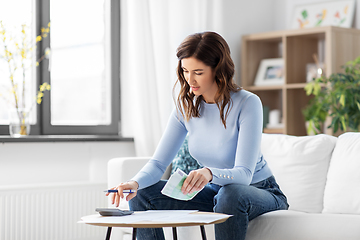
200;225;207;240
105;227;112;240
132;228;137;240
172;227;178;240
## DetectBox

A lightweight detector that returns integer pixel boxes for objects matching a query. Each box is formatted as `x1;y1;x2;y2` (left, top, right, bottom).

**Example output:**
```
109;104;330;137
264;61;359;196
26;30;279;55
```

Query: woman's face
181;57;218;103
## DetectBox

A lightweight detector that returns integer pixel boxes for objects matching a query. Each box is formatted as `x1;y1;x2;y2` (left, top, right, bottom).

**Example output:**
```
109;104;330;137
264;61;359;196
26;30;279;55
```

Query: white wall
0;141;136;186
212;0;287;85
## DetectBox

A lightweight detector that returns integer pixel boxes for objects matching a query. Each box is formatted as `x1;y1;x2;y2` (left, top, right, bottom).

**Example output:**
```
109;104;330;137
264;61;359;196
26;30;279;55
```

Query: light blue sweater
132;90;272;189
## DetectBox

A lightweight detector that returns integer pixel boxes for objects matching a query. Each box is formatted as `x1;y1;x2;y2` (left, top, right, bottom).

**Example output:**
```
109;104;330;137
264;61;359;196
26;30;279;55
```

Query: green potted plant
303;56;360;135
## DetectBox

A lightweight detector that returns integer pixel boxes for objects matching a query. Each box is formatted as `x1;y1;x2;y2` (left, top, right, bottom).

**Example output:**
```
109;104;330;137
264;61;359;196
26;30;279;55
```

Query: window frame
0;0;121;136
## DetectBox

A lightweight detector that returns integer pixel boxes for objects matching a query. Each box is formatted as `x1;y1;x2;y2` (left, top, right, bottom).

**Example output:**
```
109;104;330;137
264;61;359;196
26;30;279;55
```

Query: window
0;0;120;136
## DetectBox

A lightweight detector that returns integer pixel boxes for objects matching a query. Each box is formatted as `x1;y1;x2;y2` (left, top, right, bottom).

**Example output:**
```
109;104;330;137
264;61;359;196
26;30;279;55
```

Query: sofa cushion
261;133;337;213
323;132;360;214
246;210;360;240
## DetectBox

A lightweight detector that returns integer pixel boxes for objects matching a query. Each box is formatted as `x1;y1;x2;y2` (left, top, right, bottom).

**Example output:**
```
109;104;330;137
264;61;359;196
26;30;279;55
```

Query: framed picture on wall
291;0;355;29
254;58;284;86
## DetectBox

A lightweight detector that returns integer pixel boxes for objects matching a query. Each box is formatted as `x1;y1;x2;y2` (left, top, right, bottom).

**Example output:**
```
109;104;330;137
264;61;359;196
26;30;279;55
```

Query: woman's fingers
194;179;206;190
126;192;137;201
106;186;117;204
114;186;121;207
182;169;208;194
181;172;194;194
107;181;139;207
189;178;206;193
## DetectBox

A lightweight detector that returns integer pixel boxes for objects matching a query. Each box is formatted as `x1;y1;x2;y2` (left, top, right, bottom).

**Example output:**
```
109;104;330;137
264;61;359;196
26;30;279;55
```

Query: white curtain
120;0;224;156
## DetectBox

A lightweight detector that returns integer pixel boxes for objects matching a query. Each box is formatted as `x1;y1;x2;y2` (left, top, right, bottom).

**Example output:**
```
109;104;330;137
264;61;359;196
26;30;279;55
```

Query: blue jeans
129;175;289;240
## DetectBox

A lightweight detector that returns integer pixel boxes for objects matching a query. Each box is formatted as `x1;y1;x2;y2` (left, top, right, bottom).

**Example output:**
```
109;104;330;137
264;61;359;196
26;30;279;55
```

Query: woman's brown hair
173;31;240;128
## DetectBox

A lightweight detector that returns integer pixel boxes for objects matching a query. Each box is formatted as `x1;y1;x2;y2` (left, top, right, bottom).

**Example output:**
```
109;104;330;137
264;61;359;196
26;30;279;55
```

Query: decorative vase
8;108;31;137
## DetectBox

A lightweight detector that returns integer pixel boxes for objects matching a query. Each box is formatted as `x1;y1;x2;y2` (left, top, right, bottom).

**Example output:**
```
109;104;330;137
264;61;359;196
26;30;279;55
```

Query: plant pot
8;108;31;137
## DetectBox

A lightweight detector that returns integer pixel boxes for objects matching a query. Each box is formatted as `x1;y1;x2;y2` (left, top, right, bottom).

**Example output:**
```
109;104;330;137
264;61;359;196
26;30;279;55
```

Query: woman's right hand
106;180;139;207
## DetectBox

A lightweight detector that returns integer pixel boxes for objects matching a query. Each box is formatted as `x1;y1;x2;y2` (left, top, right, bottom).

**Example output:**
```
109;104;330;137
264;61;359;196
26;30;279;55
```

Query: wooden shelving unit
241;26;360;136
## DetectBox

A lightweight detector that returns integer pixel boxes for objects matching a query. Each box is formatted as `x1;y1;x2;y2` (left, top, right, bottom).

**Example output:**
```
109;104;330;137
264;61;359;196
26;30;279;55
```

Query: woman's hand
181;168;213;195
106;180;139;207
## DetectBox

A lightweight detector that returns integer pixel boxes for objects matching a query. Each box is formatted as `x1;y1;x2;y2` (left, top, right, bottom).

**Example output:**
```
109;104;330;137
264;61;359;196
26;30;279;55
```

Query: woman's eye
195;72;203;75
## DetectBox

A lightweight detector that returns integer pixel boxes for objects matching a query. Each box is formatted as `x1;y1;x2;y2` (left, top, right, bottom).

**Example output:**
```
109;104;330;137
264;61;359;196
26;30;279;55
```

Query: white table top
80;210;232;228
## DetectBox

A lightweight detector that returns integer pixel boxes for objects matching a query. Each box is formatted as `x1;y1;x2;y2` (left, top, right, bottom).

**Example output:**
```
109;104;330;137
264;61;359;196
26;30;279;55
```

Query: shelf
243;26;344;40
245;83;309;90
263;128;284;134
285;83;307;89
241;26;360;136
245;85;283;91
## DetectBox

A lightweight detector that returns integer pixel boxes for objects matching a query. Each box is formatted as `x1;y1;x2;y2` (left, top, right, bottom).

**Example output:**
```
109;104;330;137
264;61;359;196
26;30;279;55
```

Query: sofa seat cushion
323;132;360;214
261;134;337;213
246;210;360;240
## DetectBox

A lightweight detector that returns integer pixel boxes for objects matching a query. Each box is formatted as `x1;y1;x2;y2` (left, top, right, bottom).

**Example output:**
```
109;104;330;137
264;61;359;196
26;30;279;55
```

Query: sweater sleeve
131;109;188;189
207;95;263;186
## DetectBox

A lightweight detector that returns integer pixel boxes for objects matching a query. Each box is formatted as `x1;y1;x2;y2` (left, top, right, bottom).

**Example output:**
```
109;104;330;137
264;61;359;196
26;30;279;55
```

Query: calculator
95;208;134;216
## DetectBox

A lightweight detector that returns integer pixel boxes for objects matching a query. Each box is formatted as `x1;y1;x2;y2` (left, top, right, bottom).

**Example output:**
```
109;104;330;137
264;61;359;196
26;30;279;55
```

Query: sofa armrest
107;157;150;188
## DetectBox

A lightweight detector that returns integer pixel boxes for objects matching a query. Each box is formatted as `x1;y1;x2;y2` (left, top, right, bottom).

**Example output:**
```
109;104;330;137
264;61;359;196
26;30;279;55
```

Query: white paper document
161;168;202;201
80;210;232;225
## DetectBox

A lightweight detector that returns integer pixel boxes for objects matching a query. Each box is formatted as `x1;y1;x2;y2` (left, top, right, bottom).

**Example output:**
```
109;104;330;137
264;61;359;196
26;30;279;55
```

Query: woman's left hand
181;168;213;195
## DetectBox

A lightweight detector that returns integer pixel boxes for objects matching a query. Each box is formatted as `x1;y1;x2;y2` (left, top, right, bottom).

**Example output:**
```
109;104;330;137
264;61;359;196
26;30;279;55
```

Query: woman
108;31;289;240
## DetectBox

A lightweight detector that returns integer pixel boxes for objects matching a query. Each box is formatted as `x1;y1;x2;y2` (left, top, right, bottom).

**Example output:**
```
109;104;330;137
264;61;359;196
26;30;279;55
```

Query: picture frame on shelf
254;58;284;86
290;0;355;29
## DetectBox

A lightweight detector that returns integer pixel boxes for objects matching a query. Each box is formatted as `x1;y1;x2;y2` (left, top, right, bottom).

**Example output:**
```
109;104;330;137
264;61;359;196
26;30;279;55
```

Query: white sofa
108;132;360;240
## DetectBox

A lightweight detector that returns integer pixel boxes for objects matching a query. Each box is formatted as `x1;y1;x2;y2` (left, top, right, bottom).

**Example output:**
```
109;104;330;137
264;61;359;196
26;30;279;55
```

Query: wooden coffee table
82;211;231;240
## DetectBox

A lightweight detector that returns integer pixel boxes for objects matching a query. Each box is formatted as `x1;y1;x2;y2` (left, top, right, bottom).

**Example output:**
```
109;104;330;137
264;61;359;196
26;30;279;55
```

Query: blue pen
104;189;136;193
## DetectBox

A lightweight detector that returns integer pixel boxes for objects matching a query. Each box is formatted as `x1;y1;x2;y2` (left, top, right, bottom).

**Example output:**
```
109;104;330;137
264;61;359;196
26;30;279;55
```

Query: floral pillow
171;135;203;175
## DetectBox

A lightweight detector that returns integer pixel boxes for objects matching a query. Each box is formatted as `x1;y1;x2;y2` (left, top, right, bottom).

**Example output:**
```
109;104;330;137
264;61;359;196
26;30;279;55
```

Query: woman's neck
202;84;219;103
